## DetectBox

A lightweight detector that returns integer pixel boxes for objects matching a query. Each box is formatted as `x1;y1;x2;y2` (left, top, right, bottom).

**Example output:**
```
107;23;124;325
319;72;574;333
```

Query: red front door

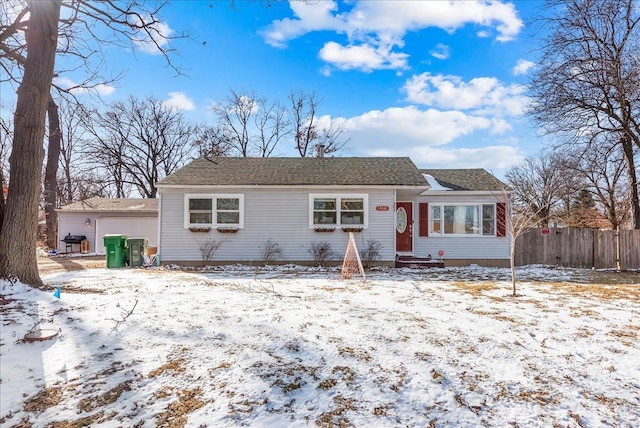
396;202;413;252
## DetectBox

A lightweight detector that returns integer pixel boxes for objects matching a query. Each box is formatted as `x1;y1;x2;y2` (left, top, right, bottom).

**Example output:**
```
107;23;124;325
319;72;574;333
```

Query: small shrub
308;241;334;267
361;239;383;268
260;238;282;265
199;239;221;261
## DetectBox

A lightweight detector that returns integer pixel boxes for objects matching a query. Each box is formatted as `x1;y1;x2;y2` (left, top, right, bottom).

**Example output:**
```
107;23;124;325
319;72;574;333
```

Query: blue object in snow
53;287;61;299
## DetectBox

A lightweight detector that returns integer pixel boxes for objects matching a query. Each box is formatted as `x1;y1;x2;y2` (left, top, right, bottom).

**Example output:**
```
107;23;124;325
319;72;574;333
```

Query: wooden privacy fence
515;227;640;270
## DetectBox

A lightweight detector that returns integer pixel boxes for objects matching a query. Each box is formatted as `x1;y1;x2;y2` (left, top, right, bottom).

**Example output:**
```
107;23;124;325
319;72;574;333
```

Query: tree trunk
0;0;62;287
45;95;61;250
621;136;640;229
0;170;5;232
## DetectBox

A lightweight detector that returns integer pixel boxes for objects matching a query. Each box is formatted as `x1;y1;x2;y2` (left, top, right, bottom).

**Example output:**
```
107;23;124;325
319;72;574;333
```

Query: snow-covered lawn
1;265;639;427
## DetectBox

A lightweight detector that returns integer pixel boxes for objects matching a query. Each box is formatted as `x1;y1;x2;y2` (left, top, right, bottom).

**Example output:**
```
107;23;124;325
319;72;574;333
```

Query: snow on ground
1;265;639;427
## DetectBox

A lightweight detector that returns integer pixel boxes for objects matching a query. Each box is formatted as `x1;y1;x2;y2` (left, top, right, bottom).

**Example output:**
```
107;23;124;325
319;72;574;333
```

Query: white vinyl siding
159;188;394;263
57;212;157;254
57;213;95;253
95;216;158;253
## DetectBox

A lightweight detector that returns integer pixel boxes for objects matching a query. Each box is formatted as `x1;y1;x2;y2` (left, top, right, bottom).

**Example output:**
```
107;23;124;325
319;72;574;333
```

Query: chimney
317;144;325;158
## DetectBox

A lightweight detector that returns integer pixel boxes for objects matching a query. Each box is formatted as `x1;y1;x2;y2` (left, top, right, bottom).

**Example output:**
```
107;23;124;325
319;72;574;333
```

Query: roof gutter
157;184;430;191
419;190;514;196
55;209;158;214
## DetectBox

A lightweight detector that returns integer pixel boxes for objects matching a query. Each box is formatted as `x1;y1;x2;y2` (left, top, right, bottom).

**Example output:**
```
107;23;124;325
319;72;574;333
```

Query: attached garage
56;198;158;254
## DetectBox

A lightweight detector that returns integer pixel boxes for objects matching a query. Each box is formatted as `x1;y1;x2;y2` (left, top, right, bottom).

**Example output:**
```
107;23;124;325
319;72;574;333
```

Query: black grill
61;234;87;252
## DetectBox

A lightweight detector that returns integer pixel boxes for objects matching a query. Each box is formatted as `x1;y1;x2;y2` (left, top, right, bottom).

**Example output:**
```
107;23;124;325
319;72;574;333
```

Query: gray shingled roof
422;169;509;192
157;157;429;187
58;197;158;212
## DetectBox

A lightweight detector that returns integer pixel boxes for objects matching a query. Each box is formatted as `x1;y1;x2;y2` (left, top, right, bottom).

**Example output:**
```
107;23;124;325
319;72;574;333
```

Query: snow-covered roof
58;197;158;213
421;169;509;192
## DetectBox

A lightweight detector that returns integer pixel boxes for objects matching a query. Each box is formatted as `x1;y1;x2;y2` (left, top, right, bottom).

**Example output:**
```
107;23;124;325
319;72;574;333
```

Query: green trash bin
103;234;128;268
126;237;148;267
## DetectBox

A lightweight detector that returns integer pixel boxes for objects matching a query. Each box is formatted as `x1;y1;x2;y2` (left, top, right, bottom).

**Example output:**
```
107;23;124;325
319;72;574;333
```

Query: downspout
157;190;162;266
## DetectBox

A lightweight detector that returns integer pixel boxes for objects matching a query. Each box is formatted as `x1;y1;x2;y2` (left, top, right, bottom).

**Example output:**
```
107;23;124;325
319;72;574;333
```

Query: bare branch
109;299;138;334
529;0;640;228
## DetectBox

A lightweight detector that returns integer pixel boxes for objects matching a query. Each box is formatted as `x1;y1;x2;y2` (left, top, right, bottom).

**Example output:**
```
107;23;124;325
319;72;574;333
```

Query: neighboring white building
56;198;158;254
155;157;511;267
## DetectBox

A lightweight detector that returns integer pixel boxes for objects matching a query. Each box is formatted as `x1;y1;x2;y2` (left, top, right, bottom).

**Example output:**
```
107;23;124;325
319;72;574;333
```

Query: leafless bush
309;241;334;267
260;238;282;265
199;239;222;261
360;239;383;268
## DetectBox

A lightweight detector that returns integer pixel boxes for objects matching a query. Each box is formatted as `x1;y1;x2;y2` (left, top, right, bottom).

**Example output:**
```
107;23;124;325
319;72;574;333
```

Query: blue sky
3;1;547;178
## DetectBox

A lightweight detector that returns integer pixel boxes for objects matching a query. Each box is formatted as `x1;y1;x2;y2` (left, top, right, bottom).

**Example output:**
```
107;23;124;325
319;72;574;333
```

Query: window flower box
342;226;363;233
189;227;211;233
217;227;239;233
313;226;336;233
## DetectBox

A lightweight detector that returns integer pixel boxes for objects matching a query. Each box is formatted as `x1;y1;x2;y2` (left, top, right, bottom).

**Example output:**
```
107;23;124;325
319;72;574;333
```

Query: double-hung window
430;203;496;236
185;194;244;228
310;194;368;227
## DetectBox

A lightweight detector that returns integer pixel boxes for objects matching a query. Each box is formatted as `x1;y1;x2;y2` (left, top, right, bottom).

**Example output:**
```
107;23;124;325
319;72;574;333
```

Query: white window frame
309;194;369;228
184;194;244;228
429;203;495;237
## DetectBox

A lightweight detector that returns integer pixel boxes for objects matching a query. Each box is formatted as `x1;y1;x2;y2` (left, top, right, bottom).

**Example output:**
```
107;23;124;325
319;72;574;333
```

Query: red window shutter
496;202;506;237
419;203;429;237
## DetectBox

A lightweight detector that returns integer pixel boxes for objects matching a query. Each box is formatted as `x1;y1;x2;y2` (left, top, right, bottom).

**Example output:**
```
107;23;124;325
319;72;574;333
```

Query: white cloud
343;106;500;149
92;84;116;97
333;98;524;171
513;59;535;75
132;17;174;55
362;144;523;172
260;1;344;48
261;1;523;71
319;41;409;71
408;145;525;170
430;43;450;60
402;73;527;116
162;92;195;111
54;77;116;96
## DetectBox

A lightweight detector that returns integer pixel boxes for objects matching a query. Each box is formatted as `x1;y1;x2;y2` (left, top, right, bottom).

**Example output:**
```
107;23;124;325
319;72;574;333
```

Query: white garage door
96;216;158;253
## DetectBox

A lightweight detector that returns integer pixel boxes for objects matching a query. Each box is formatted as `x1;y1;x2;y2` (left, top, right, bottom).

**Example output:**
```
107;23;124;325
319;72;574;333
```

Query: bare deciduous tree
56;99;94;205
44;96;61;249
0;0;61;286
562;144;633;229
505;150;575;227
315;117;350;156
0;111;11;230
255;101;289;157
210;89;291;157
289;89;319;157
211;90;260;157
495;187;540;297
0;0;184;285
288;89;349;157
529;0;640;229
192;125;233;158
83;95;196;198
